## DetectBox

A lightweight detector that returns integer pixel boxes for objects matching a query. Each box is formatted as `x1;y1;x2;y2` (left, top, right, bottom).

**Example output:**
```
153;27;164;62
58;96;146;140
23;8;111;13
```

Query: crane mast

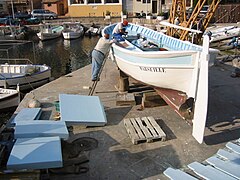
167;0;221;44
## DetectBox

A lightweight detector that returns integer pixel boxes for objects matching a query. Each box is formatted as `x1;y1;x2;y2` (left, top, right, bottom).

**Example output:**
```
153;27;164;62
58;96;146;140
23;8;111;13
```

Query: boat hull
103;23;218;97
37;32;62;41
0;64;51;91
112;43;199;97
208;26;240;43
37;25;63;41
0;88;20;111
62;32;82;40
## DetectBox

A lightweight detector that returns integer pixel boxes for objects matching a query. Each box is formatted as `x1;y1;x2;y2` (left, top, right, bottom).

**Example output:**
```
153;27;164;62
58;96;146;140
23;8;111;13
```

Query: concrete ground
10;54;240;179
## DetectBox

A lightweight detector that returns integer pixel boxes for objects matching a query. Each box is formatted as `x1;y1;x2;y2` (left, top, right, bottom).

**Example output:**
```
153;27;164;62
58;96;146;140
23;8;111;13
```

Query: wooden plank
206;156;240;179
116;93;136;106
135;117;152;140
160;20;202;34
0;170;40;180
141;117;158;137
192;36;209;144
123;118;140;144
226;142;240;154
147;116;166;140
129;118;145;139
217;149;240;163
188;161;236;180
164;167;197;180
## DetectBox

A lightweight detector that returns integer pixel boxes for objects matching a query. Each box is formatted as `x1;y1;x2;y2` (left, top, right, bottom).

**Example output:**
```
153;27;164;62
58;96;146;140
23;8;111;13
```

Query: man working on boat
112;20;129;41
91;33;115;81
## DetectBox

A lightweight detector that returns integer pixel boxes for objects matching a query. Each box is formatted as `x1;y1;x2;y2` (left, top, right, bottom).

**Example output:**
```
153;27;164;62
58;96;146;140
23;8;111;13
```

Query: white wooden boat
104;23;219;143
37;24;64;41
207;26;240;43
104;23;218;97
0;58;51;91
0;88;20;111
62;22;84;40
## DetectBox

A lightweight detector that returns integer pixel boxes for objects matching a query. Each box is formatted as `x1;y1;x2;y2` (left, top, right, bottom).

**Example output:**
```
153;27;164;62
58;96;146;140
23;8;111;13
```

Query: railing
0;58;33;65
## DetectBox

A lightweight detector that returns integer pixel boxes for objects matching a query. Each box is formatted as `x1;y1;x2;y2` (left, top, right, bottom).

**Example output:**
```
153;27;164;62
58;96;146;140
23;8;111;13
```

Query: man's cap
123;20;128;26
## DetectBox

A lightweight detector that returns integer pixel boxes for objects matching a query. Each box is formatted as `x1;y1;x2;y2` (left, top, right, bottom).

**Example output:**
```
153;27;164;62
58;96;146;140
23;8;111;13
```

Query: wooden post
4;80;9;89
117;70;129;92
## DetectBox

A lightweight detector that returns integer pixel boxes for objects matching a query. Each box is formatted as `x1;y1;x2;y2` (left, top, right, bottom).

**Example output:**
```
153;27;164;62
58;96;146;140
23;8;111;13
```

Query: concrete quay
10;56;240;179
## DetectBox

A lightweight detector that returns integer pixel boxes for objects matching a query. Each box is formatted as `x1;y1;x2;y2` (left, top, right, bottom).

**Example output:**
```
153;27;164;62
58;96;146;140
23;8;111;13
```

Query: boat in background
0;25;26;40
0;87;20;111
37;23;63;41
0;58;51;91
85;23;103;37
206;25;240;43
62;22;84;40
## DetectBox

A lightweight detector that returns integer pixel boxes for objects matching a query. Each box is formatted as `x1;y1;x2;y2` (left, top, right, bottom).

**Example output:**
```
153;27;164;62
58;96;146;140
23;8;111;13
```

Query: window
142;0;150;3
106;0;119;3
88;0;102;3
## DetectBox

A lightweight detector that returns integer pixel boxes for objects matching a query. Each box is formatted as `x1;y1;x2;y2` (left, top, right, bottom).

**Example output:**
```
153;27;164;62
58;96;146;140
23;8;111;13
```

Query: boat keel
154;87;194;120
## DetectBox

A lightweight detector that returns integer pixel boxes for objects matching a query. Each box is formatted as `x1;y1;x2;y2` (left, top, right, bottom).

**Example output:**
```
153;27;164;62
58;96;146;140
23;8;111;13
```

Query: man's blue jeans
91;49;104;81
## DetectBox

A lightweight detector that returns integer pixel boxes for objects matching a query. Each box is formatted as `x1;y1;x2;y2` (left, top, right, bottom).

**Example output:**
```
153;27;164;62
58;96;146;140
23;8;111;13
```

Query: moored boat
0;58;51;91
206;25;240;43
37;23;64;41
62;22;84;40
0;87;20;111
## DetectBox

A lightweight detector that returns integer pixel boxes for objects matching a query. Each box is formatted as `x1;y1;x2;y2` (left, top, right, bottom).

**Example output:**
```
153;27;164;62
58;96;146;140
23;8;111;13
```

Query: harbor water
0;35;100;123
0;35;99;79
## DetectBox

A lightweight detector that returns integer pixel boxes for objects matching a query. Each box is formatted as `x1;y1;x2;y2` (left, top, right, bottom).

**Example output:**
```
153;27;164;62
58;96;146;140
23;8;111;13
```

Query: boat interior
115;35;168;52
0;64;42;78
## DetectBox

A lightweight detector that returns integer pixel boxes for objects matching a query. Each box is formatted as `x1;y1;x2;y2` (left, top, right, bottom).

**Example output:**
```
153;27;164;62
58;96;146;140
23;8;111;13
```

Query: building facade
0;0;8;14
43;0;68;15
67;0;122;17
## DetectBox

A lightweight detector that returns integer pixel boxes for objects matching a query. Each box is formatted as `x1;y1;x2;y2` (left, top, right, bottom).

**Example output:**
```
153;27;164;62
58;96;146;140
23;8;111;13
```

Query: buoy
28;99;41;108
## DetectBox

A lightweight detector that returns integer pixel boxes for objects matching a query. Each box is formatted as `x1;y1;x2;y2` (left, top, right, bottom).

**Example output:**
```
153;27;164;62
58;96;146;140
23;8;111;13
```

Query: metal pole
11;0;15;19
31;0;33;11
146;0;148;16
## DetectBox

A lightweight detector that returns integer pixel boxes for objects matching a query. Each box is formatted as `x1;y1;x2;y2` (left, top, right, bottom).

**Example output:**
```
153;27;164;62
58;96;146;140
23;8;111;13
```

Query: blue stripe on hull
113;48;193;65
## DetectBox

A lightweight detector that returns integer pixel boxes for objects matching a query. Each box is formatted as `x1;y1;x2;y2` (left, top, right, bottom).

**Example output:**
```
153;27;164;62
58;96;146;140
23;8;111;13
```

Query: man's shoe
92;78;100;82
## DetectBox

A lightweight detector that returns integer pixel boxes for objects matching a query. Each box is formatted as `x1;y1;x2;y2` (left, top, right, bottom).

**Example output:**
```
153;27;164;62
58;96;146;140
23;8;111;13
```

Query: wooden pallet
124;116;166;145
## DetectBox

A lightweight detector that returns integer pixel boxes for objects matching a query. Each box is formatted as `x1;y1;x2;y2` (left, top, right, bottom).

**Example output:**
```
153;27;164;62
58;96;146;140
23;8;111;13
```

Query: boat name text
139;66;165;72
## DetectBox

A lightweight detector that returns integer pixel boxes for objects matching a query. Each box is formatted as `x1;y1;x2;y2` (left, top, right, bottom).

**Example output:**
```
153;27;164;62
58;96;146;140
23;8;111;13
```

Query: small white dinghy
0;59;51;91
0;87;20;111
37;23;64;41
62;22;84;40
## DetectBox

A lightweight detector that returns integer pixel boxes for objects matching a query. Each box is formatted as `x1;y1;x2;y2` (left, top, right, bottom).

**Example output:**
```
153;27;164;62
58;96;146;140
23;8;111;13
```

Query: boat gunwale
114;55;197;69
104;23;220;54
112;43;199;58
